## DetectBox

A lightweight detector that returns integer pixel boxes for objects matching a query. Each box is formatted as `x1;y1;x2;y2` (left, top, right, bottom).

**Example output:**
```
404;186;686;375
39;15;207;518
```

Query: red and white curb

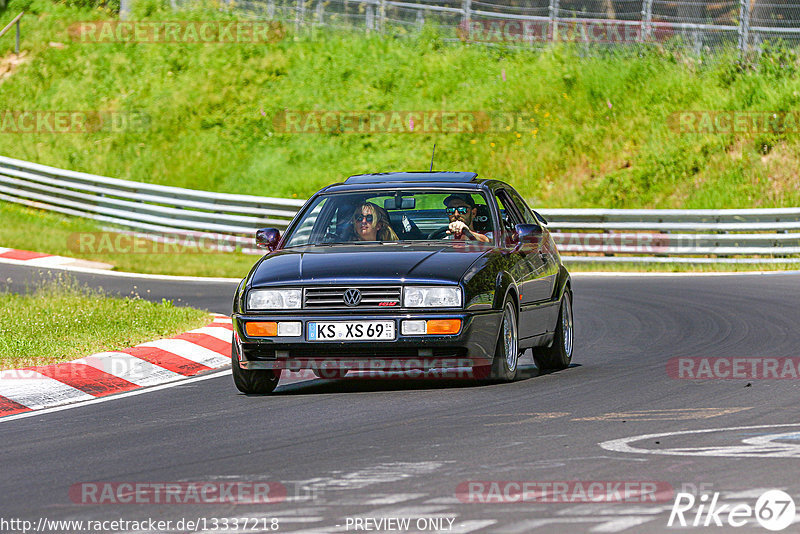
0;247;113;270
0;314;233;417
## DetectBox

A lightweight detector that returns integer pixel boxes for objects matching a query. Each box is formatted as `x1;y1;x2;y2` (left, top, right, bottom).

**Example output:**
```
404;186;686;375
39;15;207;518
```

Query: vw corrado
231;172;573;394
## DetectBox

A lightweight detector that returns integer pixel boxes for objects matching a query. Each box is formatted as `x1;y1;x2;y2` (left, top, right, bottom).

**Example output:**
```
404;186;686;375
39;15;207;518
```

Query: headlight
404;286;462;308
248;289;302;310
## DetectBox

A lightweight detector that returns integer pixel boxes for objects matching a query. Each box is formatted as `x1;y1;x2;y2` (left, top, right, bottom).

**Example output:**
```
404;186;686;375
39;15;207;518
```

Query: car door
498;186;558;338
506;187;559;303
493;188;548;338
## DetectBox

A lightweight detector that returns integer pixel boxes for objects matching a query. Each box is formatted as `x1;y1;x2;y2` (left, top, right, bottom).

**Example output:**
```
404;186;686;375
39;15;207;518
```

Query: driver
443;194;490;243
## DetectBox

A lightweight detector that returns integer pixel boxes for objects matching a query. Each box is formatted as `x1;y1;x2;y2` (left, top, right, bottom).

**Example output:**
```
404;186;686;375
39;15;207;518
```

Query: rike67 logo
668;490;796;531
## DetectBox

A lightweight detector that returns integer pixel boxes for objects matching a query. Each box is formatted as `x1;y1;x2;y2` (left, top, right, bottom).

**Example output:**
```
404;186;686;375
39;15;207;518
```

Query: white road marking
590;516;657;532
356;505;451;518
23;255;76;267
81;352;183;386
600;423;800;458
502;516;657;532
0;256;241;282
190;326;234;342
297;462;444;493
0;370;94;408
138;339;229;367
449;520;497;533
363;493;428;505
0;369;232;423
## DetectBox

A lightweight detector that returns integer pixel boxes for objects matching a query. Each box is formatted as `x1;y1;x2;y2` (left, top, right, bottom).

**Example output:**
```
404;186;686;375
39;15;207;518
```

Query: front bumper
232;311;502;371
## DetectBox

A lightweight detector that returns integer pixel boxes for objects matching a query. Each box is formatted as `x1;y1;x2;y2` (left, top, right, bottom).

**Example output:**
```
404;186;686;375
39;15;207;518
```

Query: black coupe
231;171;573;394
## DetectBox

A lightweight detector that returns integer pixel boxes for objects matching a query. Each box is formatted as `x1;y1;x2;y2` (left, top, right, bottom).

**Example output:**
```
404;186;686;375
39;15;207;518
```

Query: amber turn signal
245;321;278;337
426;319;462;335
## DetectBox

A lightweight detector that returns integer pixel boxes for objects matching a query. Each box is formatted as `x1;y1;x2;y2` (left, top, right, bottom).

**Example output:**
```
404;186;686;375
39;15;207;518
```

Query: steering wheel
427;227;451;240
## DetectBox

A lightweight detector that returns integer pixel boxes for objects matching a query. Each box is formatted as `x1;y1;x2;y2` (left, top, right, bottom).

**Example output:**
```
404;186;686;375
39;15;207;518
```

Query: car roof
321;171;492;194
345;171;478;184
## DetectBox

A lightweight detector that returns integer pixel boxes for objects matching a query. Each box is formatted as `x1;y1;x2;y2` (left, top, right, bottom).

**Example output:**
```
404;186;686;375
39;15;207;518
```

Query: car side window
285;198;328;247
495;190;523;231
506;188;539;226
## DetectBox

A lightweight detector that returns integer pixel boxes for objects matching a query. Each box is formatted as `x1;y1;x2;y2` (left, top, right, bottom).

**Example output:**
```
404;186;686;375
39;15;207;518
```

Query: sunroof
345;171;478;184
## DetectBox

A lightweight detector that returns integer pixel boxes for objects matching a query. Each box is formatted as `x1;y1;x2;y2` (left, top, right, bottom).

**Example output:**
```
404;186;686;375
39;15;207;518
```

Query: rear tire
474;300;519;382
231;342;280;394
532;290;574;371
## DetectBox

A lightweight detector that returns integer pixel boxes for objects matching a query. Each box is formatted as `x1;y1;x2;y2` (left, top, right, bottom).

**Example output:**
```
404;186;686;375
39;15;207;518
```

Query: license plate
307;321;395;341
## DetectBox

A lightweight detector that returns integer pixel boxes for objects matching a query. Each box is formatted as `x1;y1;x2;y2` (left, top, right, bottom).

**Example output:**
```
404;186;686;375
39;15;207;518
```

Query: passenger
352;202;399;242
443;194;490;242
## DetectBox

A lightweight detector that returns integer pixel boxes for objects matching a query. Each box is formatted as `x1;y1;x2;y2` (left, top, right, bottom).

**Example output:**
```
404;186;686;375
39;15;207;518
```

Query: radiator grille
303;286;401;309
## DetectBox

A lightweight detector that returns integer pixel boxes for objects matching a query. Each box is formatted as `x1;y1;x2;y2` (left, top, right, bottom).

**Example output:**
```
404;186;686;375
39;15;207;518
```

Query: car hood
249;243;492;287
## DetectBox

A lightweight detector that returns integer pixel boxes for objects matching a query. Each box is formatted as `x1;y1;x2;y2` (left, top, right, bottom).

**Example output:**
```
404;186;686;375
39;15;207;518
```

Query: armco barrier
1;155;799;264
0;155;305;250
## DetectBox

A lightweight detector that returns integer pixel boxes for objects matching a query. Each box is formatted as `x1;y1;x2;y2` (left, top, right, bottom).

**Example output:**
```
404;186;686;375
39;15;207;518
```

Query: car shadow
261;362;581;396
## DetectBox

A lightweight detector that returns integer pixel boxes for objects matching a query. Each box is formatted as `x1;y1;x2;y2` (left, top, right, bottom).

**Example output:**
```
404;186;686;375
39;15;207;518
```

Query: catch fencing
1;155;799;264
212;0;800;57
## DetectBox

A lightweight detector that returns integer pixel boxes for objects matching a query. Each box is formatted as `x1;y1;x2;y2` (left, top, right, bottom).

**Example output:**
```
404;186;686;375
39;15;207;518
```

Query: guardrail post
295;0;305;33
738;0;751;59
462;0;471;27
366;3;374;33
639;0;653;42
416;9;424;30
15;18;19;54
315;1;324;26
548;0;560;41
379;0;386;33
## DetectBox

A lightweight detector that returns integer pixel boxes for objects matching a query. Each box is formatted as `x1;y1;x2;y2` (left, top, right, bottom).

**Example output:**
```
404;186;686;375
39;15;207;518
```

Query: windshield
284;190;494;248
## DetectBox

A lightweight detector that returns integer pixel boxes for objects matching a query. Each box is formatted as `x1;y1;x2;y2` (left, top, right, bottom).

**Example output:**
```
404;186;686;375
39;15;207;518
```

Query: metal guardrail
1;155;799;263
0;12;23;55
0;155;306;249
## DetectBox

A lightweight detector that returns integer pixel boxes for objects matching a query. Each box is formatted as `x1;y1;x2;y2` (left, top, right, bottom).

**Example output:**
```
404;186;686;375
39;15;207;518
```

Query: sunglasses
446;206;471;215
355;214;374;223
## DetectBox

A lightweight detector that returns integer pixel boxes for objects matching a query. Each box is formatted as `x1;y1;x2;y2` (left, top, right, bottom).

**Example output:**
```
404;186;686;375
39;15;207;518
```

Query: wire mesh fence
195;0;800;57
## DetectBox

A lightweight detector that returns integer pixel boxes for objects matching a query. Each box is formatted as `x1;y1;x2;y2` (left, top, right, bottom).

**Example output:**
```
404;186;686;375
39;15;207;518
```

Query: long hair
352;202;398;241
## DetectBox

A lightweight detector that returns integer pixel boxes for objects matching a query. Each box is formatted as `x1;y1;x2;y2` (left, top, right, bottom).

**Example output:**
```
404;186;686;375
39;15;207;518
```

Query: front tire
532;290;574;371
475;300;520;382
232;342;280;394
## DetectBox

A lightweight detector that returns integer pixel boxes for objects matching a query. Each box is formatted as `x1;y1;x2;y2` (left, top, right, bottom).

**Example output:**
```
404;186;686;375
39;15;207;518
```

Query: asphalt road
2;264;800;533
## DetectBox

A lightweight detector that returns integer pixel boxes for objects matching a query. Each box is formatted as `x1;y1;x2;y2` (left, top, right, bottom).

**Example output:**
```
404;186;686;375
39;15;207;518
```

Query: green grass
0;275;211;369
1;0;800;209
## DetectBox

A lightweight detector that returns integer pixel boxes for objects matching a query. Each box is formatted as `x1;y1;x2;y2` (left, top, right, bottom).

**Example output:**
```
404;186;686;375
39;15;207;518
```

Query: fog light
277;321;302;337
401;320;427;335
245;321;278;337
426;319;462;335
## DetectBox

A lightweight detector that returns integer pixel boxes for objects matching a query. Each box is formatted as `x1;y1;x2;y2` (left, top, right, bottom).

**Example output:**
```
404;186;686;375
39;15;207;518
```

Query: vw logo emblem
342;288;361;306
343;288;362;307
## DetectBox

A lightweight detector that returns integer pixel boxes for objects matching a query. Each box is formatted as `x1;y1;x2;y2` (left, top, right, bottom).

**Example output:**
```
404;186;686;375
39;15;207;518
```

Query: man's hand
447;220;470;239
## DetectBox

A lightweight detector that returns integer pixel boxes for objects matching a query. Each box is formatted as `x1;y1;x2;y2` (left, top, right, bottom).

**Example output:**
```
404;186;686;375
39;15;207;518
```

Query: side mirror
514;224;543;246
256;228;281;251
